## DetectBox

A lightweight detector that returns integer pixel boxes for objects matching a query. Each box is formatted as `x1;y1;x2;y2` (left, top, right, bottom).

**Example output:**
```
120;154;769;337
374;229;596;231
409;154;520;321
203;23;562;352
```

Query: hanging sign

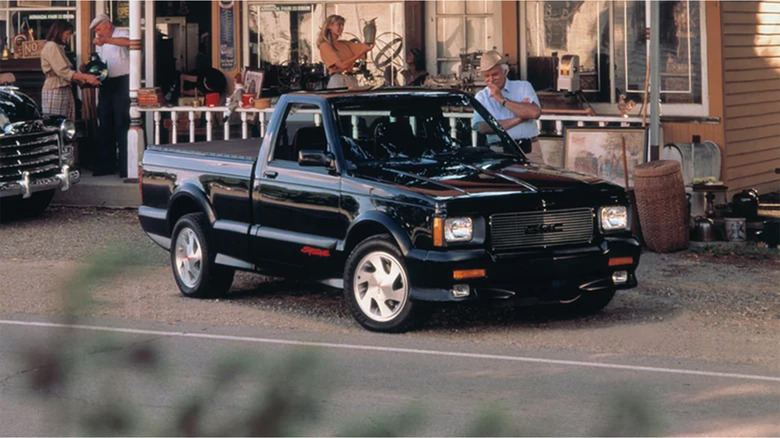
28;13;76;20
258;4;313;12
218;0;236;70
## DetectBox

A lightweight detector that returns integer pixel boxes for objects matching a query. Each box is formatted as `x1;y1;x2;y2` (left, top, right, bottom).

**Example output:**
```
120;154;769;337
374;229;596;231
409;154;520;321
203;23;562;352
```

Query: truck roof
285;87;467;100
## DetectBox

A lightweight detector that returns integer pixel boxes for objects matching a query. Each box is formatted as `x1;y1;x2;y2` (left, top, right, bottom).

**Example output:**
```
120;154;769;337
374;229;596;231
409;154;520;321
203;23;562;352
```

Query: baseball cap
479;50;506;72
89;13;110;31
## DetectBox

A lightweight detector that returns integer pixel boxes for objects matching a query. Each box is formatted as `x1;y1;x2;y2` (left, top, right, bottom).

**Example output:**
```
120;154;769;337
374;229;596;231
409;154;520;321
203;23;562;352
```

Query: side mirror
298;149;336;169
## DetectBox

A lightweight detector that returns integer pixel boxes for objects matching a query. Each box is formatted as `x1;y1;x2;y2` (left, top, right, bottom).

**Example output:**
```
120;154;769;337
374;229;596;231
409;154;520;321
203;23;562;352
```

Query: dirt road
1;207;778;368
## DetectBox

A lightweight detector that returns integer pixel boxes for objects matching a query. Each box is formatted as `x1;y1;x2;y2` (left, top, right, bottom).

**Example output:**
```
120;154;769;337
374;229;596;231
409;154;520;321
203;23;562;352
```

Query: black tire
170;213;234;298
343;235;427;332
0;190;55;222
19;190;55;217
0;196;20;222
565;288;616;315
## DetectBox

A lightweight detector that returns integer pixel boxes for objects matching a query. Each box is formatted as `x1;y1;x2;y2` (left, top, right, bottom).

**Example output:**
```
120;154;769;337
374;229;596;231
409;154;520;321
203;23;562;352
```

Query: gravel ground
1;206;778;367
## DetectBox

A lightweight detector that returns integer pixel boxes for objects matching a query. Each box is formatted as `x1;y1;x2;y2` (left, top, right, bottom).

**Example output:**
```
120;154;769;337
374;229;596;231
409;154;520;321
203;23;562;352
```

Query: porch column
649;0;661;160
126;0;144;180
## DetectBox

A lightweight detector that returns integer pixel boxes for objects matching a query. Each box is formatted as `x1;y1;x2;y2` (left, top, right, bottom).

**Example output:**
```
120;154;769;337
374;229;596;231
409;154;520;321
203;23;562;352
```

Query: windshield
333;94;525;168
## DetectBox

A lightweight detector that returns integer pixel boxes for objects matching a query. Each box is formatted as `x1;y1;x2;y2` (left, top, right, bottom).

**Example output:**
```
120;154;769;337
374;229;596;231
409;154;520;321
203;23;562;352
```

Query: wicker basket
633;160;689;252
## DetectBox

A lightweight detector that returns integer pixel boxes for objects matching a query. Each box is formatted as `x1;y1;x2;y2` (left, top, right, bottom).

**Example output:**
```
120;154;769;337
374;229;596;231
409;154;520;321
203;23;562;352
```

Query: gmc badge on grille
524;223;564;235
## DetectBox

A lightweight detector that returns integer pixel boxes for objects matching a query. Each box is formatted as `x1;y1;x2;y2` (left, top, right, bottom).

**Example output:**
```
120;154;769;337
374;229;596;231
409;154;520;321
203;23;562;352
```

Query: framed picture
244;69;265;98
563;127;648;188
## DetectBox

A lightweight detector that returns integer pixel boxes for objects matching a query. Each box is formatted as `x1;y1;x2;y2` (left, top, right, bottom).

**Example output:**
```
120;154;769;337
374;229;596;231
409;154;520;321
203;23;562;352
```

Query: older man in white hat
471;50;541;154
88;13;131;177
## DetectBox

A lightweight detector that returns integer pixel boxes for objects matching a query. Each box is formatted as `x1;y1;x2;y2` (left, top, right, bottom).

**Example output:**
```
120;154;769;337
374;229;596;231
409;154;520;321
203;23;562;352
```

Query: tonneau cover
149;138;260;161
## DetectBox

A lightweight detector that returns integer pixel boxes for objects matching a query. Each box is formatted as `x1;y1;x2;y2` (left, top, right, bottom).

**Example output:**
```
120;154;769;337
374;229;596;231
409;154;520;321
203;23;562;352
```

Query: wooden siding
721;0;780;197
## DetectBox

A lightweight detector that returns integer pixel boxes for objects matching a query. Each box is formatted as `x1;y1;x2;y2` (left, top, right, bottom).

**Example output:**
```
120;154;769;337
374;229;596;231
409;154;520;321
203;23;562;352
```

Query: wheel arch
340;211;414;258
167;184;216;234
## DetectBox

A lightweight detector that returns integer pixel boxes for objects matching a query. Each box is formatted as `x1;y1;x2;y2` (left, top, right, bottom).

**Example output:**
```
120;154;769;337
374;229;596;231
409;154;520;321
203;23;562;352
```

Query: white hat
479;50;506;72
89;13;110;31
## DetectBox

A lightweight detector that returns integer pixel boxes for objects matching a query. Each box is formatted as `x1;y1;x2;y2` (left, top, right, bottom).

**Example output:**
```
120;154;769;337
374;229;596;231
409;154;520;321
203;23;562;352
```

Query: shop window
525;1;609;99
1;1;78;56
246;2;404;90
427;0;496;76
524;0;705;113
615;0;703;105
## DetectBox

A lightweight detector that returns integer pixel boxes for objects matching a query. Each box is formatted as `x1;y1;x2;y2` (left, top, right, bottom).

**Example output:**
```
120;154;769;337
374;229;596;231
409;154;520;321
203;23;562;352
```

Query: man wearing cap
472;50;541;154
89;13;130;177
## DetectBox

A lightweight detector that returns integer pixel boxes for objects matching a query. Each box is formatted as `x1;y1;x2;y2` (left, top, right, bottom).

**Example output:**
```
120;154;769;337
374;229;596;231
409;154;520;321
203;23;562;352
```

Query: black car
138;88;640;332
0;83;79;220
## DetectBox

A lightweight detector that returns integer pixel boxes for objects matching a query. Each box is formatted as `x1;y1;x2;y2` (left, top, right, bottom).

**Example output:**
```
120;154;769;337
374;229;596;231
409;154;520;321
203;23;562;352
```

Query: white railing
137;105;645;146
138;106;275;145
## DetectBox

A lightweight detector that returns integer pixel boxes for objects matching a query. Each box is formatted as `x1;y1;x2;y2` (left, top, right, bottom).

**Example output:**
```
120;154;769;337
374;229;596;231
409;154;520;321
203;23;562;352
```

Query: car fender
167;182;217;231
340;210;414;256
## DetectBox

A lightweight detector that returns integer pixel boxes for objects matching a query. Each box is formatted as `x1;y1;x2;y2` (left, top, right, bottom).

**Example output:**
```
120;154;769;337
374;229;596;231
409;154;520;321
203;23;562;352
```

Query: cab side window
271;103;325;162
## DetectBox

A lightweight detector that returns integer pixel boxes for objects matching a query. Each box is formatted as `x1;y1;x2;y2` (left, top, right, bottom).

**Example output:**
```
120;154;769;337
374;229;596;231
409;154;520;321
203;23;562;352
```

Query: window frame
520;0;709;117
424;0;503;77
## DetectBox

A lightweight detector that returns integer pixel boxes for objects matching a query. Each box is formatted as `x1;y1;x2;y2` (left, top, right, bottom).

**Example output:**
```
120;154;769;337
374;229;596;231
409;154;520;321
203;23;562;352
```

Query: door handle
263;170;278;179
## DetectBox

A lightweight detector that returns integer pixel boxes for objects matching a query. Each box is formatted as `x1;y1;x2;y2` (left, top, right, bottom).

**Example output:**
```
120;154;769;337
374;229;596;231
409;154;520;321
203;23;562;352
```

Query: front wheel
344;235;427;332
20;190;55;217
170;213;234;298
564;288;616;315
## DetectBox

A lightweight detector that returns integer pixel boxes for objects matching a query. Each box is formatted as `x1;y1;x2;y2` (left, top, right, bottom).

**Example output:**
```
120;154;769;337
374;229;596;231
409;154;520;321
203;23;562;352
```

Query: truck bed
148;138;261;161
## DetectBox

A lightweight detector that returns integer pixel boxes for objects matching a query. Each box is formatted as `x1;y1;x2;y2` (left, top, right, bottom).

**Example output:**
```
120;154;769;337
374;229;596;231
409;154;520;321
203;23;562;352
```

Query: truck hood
353;156;619;199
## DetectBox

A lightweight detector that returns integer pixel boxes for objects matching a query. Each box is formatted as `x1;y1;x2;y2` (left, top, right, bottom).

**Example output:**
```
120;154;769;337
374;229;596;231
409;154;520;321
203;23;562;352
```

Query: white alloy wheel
174;227;203;288
353;250;409;322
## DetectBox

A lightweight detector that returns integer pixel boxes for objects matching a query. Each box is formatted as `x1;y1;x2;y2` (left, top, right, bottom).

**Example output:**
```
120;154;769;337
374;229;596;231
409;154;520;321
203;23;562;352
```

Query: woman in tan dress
317;15;373;89
40;20;100;119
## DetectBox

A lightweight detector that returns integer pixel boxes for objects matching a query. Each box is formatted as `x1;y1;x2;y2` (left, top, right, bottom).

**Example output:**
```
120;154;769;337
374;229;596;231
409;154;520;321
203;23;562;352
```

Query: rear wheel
170;213;234;298
344;235;428;332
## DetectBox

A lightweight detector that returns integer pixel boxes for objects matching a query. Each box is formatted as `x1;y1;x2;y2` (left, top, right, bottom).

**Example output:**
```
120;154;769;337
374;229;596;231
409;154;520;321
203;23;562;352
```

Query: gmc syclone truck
138;89;641;332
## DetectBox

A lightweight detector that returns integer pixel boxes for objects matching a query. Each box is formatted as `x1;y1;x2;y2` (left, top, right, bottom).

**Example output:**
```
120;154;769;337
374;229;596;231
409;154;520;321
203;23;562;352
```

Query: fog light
451;284;470;298
612;271;629;284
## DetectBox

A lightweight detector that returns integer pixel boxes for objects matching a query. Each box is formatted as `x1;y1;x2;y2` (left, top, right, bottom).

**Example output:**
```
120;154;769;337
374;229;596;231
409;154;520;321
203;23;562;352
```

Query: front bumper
0;166;80;199
405;237;641;303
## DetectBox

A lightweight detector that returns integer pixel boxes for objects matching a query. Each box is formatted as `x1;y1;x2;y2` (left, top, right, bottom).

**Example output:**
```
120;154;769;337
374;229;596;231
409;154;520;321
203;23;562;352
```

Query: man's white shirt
97;28;130;78
472;80;540;142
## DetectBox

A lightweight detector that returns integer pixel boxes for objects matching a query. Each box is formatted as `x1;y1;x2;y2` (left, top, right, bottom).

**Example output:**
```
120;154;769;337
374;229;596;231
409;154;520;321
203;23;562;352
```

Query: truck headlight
600;206;628;232
60;119;76;142
444;217;473;242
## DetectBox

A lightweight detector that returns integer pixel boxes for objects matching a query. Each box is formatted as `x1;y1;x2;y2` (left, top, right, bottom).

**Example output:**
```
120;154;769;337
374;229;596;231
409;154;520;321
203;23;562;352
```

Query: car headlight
60;119;76;142
444;217;473;242
600;206;628;232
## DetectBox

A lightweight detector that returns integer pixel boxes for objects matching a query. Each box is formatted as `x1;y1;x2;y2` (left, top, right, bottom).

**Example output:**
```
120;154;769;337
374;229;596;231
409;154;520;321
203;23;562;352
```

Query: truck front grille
0;131;60;183
490;208;594;252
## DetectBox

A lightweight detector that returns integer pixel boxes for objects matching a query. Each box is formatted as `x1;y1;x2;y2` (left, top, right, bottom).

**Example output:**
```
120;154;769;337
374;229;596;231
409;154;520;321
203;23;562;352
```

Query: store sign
258;4;312;12
27;13;76;20
219;0;236;70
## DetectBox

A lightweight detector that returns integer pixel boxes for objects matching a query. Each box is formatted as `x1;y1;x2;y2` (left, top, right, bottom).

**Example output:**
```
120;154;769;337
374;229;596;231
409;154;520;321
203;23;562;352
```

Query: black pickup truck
139;89;640;332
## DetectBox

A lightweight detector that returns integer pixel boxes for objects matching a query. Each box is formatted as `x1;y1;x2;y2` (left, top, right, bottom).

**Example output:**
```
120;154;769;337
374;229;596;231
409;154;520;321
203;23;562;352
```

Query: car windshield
332;93;525;168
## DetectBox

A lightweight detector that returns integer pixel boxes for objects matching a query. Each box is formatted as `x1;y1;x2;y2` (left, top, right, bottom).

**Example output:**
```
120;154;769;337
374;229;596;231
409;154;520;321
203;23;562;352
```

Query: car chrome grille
0;131;60;183
490;208;594;252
